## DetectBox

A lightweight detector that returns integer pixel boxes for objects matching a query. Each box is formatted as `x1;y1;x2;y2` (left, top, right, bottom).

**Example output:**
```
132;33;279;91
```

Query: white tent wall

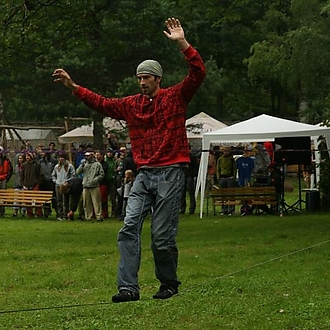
196;114;330;218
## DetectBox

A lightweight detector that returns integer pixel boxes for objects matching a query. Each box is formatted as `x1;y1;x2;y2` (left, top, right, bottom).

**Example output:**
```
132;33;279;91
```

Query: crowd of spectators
0;138;285;219
0;139;143;220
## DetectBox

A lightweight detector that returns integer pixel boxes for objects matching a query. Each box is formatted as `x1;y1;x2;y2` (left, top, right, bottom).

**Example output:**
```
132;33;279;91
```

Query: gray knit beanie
136;60;163;77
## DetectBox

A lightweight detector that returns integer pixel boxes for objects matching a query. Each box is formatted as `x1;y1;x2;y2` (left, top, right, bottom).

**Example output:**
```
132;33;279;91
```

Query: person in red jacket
0;147;13;217
53;17;206;303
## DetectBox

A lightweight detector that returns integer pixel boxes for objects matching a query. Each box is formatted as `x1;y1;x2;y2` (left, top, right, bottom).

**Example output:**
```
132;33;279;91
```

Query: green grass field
0;202;329;330
0;174;327;329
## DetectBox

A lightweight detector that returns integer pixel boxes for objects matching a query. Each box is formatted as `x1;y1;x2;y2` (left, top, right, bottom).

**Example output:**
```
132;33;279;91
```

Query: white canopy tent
186;112;227;139
196;114;330;218
58;124;93;144
58;118;126;145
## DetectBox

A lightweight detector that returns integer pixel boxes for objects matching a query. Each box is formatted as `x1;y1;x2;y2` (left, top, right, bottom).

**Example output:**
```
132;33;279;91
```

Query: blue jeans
117;166;184;293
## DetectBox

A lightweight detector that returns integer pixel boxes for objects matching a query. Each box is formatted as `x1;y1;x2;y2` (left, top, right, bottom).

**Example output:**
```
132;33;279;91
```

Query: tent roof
203;114;330;143
58;118;126;144
6;129;53;141
58;125;93;144
186;112;227;139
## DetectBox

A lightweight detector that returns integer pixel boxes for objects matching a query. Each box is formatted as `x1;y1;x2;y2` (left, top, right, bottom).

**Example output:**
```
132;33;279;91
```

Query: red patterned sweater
73;45;206;168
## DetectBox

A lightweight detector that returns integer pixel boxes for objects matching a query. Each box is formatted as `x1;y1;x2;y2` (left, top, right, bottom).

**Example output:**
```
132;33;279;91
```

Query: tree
247;0;330;121
2;0;330;133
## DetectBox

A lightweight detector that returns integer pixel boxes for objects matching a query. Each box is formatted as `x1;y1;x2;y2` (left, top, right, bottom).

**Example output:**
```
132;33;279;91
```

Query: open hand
163;18;185;41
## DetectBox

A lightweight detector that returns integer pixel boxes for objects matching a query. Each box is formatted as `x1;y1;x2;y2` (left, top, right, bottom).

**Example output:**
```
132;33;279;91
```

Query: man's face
95;153;103;162
223;148;231;156
137;74;161;97
85;153;94;160
119;149;126;158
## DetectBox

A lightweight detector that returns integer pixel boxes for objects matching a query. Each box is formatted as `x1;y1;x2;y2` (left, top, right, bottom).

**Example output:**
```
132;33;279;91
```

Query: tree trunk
91;111;104;151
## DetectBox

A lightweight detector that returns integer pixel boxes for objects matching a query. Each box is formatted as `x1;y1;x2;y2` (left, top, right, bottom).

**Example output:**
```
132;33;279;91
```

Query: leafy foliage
1;0;330;125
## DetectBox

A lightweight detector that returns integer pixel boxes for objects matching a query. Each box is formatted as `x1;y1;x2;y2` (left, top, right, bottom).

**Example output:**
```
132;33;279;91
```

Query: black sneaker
112;290;140;303
153;285;178;299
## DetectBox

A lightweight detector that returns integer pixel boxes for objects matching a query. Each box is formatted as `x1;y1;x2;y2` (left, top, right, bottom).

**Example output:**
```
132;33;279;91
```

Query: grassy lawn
0;174;327;329
0;201;329;330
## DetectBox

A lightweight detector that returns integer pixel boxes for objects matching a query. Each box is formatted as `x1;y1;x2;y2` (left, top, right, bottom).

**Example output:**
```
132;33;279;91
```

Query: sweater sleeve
178;45;206;104
73;87;131;121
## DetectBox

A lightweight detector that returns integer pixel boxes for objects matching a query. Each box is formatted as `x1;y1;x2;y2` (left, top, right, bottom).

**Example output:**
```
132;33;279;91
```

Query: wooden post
64;117;73;163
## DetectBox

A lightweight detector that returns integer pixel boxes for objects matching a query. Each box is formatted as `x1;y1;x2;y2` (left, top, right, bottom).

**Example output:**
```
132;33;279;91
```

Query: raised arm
163;17;189;51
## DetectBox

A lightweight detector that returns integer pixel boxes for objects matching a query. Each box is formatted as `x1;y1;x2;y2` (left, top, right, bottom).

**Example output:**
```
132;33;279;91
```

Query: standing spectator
39;148;57;217
236;147;254;187
76;149;104;221
264;141;274;163
15;145;28;165
53;17;205;303
180;148;199;214
123;149;137;177
107;133;119;150
0;148;13;210
116;146;126;179
253;142;271;182
52;153;76;220
34;144;45;161
216;146;237;215
48;142;58;162
74;144;85;169
21;152;43;218
13;153;26;217
1;149;13;192
105;148;118;218
206;149;217;191
121;169;135;219
268;162;283;197
116;146;126;217
24;140;33;151
95;151;109;219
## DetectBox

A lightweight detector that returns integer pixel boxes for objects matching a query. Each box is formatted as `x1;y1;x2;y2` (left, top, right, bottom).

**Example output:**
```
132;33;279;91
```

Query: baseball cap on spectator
85;148;94;156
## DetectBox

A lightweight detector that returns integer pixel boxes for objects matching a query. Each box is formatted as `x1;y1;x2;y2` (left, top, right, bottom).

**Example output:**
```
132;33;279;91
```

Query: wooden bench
206;186;279;215
0;189;54;217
